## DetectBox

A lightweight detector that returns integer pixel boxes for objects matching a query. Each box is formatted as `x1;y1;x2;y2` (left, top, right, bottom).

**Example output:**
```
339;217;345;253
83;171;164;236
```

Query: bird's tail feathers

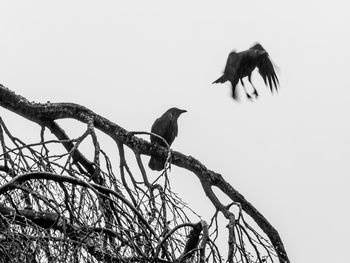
212;75;227;84
148;157;165;171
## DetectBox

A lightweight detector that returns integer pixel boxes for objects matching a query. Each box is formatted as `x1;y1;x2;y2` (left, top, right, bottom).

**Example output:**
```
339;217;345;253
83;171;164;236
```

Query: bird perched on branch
213;43;279;100
148;107;187;171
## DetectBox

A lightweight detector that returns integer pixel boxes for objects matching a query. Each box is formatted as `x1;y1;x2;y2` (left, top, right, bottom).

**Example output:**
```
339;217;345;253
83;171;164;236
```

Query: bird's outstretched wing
251;43;279;92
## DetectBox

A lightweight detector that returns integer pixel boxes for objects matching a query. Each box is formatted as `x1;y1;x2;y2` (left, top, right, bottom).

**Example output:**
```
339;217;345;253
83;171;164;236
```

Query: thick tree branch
0;171;157;239
0;84;289;263
0;204;147;262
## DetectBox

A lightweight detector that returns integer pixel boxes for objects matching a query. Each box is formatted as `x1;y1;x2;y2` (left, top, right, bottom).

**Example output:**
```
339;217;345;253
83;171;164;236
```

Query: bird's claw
246;93;254;100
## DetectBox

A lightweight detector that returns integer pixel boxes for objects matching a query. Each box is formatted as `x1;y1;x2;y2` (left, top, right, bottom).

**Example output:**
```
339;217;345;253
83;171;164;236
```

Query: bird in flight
212;43;279;100
148;107;187;171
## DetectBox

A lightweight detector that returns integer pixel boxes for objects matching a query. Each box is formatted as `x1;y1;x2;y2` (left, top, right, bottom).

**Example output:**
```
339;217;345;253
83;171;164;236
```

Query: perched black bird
213;43;279;100
148;107;187;171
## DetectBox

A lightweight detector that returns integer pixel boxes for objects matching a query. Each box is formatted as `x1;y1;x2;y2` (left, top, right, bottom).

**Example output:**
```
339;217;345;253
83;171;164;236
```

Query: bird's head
250;43;268;57
167;107;187;118
252;49;267;58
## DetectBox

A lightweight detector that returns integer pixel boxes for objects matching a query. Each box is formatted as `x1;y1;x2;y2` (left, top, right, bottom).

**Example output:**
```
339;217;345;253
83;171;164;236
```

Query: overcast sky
1;1;350;262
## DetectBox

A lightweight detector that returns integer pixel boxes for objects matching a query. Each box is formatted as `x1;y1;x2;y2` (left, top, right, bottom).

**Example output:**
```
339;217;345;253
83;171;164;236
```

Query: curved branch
0;204;61;230
0;84;289;263
0;204;146;262
152;222;196;262
0;171;158;240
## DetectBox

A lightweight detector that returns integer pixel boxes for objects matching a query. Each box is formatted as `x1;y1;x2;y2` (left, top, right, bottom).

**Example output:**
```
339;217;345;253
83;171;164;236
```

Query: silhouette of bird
213;43;279;100
148;107;187;171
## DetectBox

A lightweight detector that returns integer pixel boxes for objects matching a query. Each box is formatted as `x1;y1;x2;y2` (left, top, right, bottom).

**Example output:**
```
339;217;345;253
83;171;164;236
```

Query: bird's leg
240;78;253;100
248;75;259;98
240;78;244;86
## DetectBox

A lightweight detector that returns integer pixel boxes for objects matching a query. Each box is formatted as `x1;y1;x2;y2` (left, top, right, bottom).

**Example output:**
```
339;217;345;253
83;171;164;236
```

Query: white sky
1;1;350;262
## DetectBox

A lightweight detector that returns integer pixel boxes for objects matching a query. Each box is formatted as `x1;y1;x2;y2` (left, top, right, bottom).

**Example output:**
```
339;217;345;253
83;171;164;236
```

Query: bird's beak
259;50;267;56
180;109;187;114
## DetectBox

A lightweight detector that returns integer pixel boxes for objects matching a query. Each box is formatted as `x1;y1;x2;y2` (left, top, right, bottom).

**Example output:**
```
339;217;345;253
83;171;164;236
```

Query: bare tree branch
0;84;289;263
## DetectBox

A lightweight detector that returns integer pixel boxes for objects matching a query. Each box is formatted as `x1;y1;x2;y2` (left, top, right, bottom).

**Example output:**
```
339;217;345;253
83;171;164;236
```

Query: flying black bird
213;43;279;100
148;107;187;171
